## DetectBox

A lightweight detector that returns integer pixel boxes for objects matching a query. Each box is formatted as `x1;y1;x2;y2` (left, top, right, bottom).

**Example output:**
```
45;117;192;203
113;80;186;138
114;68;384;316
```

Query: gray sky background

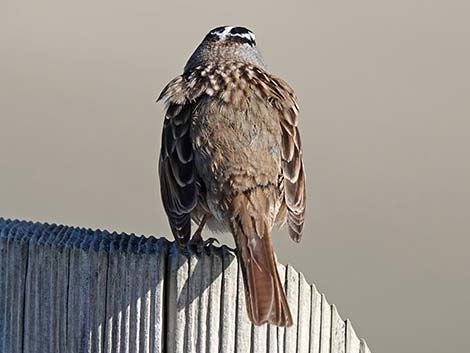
1;1;469;352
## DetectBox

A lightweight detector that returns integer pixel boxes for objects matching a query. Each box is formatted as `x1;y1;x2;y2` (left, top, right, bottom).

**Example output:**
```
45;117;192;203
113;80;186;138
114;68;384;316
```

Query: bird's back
192;92;282;195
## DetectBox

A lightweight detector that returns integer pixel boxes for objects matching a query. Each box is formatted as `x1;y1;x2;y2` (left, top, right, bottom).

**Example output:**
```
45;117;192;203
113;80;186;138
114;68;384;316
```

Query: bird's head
184;26;266;72
203;26;257;47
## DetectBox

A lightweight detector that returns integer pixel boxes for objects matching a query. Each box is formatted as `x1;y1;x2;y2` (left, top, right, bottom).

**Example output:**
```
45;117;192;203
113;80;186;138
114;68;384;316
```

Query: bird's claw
188;236;219;254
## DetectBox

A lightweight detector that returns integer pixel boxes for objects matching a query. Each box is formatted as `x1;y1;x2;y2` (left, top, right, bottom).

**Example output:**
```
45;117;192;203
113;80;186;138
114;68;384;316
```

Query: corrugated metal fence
0;218;371;353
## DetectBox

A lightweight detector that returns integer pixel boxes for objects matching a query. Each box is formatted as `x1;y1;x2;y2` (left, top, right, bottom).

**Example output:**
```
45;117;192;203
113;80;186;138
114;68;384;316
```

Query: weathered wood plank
48;226;66;353
148;238;167;353
285;265;299;353
268;323;279;353
29;224;54;353
196;250;211;353
220;247;238;353
346;320;361;353
56;226;73;353
0;221;9;352
207;247;223;353
236;263;252;352
135;237;150;353
3;225;16;353
104;232;121;353
331;305;346;353
77;230;93;353
5;224;21;353
128;238;140;353
252;322;268;353
309;284;322;353
91;230;107;352
167;244;189;353
360;339;372;353
14;224;32;353
0;219;371;353
297;273;312;353
187;250;201;353
320;294;332;353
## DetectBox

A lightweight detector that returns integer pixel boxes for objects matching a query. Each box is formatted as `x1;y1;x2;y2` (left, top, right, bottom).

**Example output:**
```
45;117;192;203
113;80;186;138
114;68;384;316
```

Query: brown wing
280;103;306;242
158;101;197;244
265;75;306;243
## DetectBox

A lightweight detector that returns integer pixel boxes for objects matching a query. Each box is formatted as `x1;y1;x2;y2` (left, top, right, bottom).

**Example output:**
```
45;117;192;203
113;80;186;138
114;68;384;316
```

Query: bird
157;26;306;327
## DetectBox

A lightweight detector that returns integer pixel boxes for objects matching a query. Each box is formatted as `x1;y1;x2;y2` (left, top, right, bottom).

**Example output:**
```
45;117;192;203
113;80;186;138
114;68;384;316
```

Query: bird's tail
229;190;293;327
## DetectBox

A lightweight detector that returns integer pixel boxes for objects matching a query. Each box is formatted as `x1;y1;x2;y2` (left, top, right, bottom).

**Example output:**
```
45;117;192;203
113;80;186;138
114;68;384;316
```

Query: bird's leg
189;214;219;252
191;214;209;242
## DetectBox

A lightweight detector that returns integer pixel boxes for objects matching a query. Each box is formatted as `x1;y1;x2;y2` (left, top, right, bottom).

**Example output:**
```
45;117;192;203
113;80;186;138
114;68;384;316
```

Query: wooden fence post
0;218;371;353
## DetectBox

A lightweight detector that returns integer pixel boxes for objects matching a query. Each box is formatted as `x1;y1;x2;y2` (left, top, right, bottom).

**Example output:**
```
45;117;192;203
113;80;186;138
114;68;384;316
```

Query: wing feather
158;100;197;244
267;77;306;242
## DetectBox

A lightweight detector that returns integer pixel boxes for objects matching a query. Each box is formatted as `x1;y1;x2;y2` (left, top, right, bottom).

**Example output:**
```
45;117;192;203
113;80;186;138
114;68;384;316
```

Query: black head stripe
204;33;220;42
230;27;251;35
229;26;256;46
204;26;228;42
210;26;227;35
203;26;256;46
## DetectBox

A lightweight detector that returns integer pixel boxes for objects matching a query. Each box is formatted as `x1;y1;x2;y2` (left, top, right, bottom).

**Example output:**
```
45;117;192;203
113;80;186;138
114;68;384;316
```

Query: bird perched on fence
158;26;306;327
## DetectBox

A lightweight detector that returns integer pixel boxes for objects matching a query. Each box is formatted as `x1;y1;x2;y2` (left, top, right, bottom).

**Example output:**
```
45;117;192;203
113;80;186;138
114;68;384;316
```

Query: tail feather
230;192;293;327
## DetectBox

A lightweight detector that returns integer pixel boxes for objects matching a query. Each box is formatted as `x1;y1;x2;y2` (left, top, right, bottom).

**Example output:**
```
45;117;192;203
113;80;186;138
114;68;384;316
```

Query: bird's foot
188;233;220;254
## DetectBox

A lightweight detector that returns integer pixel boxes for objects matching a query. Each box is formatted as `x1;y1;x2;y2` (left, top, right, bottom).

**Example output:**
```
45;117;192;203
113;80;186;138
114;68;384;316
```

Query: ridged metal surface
0;218;371;353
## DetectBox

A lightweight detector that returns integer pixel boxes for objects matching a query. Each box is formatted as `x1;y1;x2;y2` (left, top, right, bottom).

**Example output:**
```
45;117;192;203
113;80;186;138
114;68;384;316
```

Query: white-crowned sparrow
158;26;306;327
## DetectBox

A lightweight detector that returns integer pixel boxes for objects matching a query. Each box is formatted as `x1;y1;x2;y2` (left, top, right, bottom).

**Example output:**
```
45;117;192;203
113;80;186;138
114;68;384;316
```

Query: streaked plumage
158;26;306;326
